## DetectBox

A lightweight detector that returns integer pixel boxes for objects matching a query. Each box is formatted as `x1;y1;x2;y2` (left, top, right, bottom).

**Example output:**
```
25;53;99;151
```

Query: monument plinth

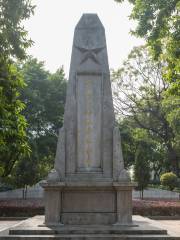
42;13;133;226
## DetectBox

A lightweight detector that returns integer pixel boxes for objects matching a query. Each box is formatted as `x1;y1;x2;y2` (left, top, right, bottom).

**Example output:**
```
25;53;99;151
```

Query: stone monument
42;13;134;226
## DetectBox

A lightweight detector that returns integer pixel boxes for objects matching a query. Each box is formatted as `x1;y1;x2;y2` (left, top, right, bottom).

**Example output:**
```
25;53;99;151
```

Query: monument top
76;13;104;29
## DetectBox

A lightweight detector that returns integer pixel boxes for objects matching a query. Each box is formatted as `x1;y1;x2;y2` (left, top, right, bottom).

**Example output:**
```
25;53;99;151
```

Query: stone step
9;228;167;235
0;234;180;239
3;216;179;239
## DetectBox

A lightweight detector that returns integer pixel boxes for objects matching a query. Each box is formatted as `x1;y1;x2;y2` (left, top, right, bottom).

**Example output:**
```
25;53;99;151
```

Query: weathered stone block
62;191;115;213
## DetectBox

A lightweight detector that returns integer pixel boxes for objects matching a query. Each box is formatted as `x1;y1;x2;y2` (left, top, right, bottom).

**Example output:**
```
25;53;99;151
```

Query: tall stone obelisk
42;13;134;226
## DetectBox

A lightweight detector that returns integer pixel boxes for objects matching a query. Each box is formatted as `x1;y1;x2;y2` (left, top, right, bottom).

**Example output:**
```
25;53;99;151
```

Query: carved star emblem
75;45;105;64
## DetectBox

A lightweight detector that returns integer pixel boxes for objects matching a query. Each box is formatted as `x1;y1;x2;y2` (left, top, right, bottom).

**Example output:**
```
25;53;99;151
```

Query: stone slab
61;213;116;225
62;190;115;212
1;235;180;239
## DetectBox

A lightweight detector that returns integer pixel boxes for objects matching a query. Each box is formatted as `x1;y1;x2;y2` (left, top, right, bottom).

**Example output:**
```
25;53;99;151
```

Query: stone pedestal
42;182;134;226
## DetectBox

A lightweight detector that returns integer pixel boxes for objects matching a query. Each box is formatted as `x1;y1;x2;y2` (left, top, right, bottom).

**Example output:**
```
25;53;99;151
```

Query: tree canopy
0;0;35;177
5;58;67;187
112;46;180;176
115;0;180;95
114;0;180;179
0;1;67;185
20;58;67;182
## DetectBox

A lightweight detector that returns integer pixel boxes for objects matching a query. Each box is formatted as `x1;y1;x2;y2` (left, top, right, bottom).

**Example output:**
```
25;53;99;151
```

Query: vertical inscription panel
77;74;102;172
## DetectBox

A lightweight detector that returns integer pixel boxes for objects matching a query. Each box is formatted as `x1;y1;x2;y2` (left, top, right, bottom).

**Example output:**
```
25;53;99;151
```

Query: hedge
0;199;179;217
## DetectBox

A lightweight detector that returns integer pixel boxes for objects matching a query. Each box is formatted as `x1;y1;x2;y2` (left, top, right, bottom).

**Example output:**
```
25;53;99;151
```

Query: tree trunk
141;188;144;200
24;185;27;200
167;145;179;177
22;189;24;199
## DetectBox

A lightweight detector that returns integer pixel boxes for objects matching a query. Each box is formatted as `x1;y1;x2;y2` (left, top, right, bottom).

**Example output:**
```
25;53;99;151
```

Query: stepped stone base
0;215;179;239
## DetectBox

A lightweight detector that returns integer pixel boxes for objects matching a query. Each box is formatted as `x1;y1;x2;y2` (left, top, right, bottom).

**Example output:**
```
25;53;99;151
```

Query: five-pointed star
75;45;105;64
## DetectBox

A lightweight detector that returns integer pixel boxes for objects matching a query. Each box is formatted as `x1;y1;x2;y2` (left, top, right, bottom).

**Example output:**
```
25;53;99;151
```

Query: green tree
115;0;180;95
114;0;180;176
12;154;38;199
19;58;67;181
112;46;180;175
120;118;165;181
134;143;151;199
0;0;35;177
118;119;136;169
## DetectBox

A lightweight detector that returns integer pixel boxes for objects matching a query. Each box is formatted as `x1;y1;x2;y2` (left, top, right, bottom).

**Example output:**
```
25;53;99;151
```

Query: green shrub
160;172;178;191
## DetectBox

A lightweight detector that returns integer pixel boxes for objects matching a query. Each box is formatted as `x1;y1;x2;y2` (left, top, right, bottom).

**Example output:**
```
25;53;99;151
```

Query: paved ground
157;220;180;237
133;216;180;237
0;220;22;235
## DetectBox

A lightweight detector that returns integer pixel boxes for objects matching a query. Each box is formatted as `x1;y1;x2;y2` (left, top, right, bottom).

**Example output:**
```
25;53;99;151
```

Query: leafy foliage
112;46;180;176
115;0;180;95
0;0;35;60
134;143;151;199
12;154;38;198
160;172;178;191
0;0;34;177
4;58;67;187
18;57;67;182
0;61;30;177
